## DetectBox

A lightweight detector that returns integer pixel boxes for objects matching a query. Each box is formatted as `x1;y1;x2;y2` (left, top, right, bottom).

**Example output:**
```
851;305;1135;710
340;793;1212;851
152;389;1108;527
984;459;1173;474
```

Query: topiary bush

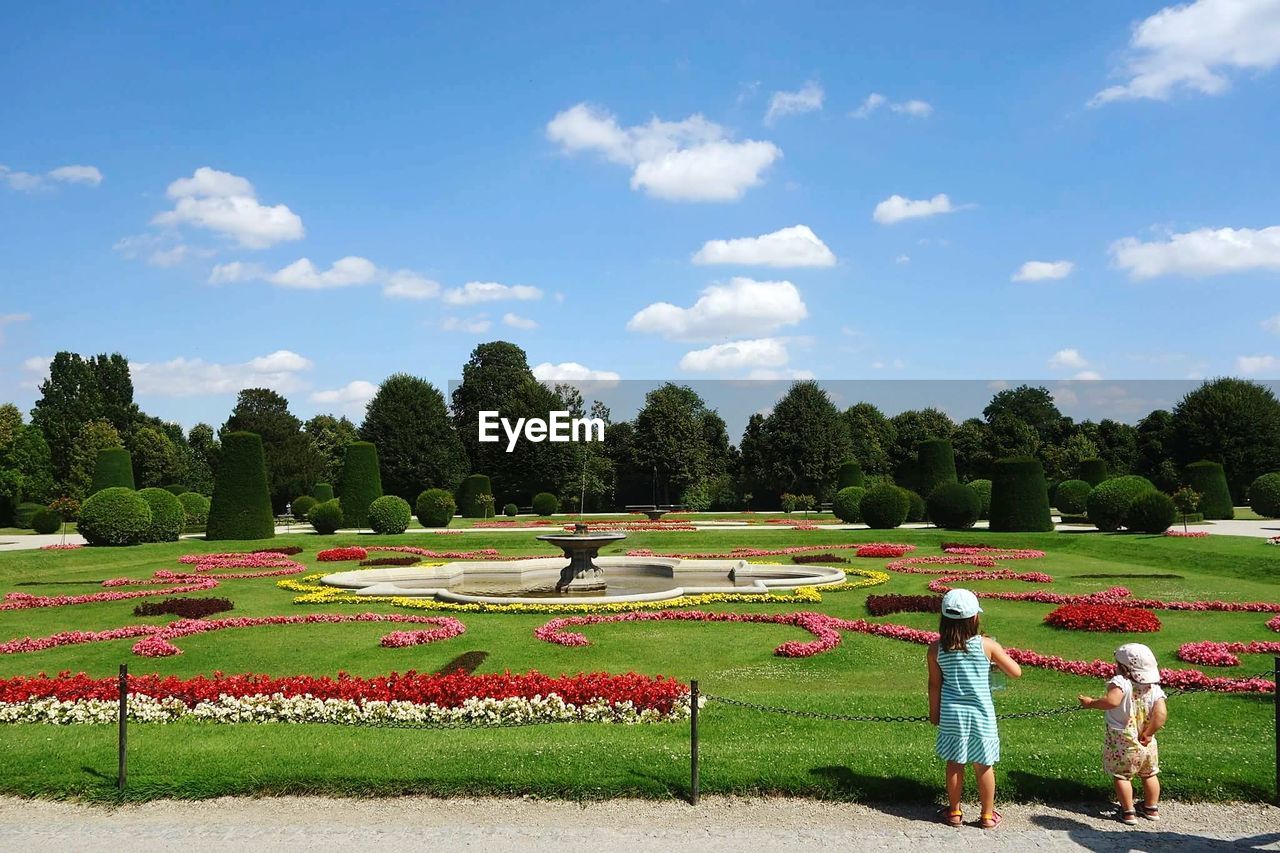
989;456;1054;532
504;502;518;517
1128;490;1177;534
1182;460;1234;519
859;484;910;529
1054;479;1093;516
79;487;152;546
309;499;343;535
927;483;981;530
312;482;335;503
967;479;992;519
163;484;189;495
904;489;926;523
1249;472;1280;518
89;447;134;494
837;461;864;489
338;442;383;529
1087;475;1156;532
914;440;958;498
31;507;61;535
291;495;317;522
206;431;275;541
832;486;867;523
178;492;210;528
14;502;44;529
1077;458;1109;487
457;474;494;518
531;492;559;516
415;489;456;528
368;495;412;534
137;487;185;543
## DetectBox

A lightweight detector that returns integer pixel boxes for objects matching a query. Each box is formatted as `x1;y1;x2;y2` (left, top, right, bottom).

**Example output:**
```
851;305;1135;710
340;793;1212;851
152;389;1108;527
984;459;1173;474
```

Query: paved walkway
0;796;1275;852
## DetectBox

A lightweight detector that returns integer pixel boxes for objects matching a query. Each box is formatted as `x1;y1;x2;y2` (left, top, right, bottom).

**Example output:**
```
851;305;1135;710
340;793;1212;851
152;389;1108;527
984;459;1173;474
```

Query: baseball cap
941;588;983;620
1114;643;1160;683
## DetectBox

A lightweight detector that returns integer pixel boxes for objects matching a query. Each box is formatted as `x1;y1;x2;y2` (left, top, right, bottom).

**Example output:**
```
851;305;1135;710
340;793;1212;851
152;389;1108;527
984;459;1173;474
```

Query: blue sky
3;0;1280;429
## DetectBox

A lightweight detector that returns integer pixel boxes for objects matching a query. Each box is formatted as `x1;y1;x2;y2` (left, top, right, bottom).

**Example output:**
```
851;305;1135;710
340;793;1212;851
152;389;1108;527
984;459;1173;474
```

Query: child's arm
1138;697;1167;744
1078;685;1125;709
927;642;942;726
982;637;1022;678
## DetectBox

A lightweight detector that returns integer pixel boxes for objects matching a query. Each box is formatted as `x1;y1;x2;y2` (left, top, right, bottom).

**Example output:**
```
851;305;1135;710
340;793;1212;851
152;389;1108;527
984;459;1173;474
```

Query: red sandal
980;811;1002;830
938;808;963;827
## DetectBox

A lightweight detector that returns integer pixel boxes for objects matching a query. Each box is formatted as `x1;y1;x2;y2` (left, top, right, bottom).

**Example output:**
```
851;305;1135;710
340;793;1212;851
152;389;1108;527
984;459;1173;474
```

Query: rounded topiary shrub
312;482;335;503
927;483;981;530
837;461;864;489
31;507;61;535
291;495;317;522
137;487;185;543
531;491;559;516
1249;472;1280;518
1183;460;1234;520
163;484;189;496
967;479;993;519
206;431;275;541
832;486;867;523
503;502;518;517
415;488;456;528
1087;475;1156;532
338;442;383;529
989;456;1054;533
309;499;343;534
14;502;44;529
1054;479;1093;516
457;474;494;518
859;484;910;529
1128;490;1177;534
1077;458;1109;487
89;447;135;494
368;495;412;535
178;492;210;527
915;439;958;498
904;489;926;523
79;487;152;546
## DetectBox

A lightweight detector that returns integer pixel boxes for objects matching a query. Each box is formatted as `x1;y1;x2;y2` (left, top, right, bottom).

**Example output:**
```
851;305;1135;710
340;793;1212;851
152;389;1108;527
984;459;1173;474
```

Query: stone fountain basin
319;557;846;605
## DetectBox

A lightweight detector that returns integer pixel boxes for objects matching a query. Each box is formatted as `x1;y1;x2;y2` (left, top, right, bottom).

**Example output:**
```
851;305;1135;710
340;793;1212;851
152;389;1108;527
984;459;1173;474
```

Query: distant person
927;588;1022;829
1078;643;1168;824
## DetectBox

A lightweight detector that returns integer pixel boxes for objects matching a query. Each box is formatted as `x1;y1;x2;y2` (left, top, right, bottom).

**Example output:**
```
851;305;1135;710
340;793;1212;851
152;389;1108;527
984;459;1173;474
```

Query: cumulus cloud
382;270;441;300
19;355;52;388
531;361;621;382
1012;260;1075;282
679;338;790;372
1262;314;1280;333
1237;354;1280;375
209;256;441;299
268;256;380;289
872;193;959;225
1;163;103;191
310;380;379;416
627;277;808;341
443;282;543;305
114;234;213;268
502;312;538;329
850;93;933;118
441;316;493;333
692;225;836;268
1049;348;1089;370
1091;0;1280;105
546;103;781;201
746;367;817;380
890;99;934;117
152;167;304;249
131;350;313;397
1110;225;1280;279
764;81;824;124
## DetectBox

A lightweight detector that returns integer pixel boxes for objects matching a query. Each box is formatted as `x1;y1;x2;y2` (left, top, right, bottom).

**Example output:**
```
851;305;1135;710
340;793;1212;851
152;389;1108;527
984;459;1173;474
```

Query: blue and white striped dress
936;635;1001;765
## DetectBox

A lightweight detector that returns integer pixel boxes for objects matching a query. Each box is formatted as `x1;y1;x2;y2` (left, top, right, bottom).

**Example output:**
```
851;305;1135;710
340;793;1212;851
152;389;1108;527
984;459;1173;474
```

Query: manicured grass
0;527;1275;803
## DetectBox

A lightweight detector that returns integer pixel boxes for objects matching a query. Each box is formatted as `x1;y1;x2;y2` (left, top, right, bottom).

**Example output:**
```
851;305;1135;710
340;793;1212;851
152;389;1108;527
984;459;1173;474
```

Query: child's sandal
1140;804;1160;821
938;808;963;827
1118;808;1138;825
979;811;1002;830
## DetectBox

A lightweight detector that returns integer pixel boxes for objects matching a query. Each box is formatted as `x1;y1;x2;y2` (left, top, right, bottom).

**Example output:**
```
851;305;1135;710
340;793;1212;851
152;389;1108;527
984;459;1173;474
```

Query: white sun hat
1114;643;1160;683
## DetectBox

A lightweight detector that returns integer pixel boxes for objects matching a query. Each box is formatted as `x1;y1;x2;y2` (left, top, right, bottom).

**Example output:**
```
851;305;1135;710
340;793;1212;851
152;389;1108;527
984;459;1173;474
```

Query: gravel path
0;796;1276;852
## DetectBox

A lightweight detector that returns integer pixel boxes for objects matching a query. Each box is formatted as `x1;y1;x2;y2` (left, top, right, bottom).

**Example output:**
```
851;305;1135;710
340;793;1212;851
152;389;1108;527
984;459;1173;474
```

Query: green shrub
178;492;210;527
532;492;559;516
14;501;44;529
415;489;456;528
312;483;335;503
837;461;864;489
1077;458;1109;486
89;447;134;494
457;474;494;518
859;484;910;529
832;486;867;523
989;456;1054;532
927;483;981;530
206;431;275;541
338;442;383;529
915;439;958;498
1128;490;1176;534
504;502;518;517
1248;472;1280;518
1087;475;1156;532
967;479;992;519
1182;460;1234;519
369;495;412;534
1054;479;1093;516
309;499;343;534
137;487;185;543
290;495;317;522
31;507;61;535
163;484;189;495
79;487;152;546
903;489;926;523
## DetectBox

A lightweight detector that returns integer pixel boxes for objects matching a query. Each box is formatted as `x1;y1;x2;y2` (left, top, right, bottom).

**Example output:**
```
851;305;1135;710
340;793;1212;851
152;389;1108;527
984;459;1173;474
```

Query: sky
3;0;1280;431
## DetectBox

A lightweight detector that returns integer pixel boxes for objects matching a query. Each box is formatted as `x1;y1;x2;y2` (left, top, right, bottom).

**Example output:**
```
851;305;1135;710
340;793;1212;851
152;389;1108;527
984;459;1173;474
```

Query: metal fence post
118;663;128;793
690;679;700;806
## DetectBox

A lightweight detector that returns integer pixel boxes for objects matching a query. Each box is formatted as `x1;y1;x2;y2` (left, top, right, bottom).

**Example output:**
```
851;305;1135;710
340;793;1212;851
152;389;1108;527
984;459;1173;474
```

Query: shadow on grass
810;766;939;818
1004;769;1100;802
1030;813;1280;851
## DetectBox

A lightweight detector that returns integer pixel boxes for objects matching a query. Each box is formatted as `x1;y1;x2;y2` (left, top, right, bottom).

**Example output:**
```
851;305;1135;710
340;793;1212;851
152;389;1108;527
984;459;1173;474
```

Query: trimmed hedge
457;474;494;519
206;431;275;541
989;456;1054;532
1077;458;1109;487
1054;479;1093;516
503;502;518;517
531;492;559;516
837;461;864;489
1128;490;1176;534
138;487;186;543
967;479;992;520
291;495;317;522
1249;472;1280;518
369;495;412;535
79;487;152;546
832;486;867;523
312;483;335;503
31;507;61;535
89;447;135;494
163;484;189;496
178;492;210;527
927;483;981;530
1183;460;1234;520
915;440;958;498
338;442;383;529
1087;475;1156;532
860;484;910;529
415;489;456;528
309;499;343;535
14;502;44;529
904;489;926;523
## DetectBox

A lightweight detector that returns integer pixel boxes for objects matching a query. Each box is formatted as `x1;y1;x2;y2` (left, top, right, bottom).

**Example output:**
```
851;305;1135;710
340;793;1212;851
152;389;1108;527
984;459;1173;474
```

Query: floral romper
1102;674;1165;779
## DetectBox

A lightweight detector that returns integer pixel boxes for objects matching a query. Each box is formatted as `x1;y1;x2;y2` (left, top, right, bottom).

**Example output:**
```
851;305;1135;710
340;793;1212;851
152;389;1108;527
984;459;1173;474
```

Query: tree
983;412;1038;462
0;404;22;451
951;418;992;481
842;402;897;475
888;408;955;472
1136;409;1178;490
632;384;711;505
359;374;468;502
6;425;55;504
129;425;179;488
67;419;123;500
749;381;852;503
221;388;316;511
304;414;358;486
983;385;1064;444
1172;378;1280;497
31;352;102;487
186;423;219;495
90;353;139;436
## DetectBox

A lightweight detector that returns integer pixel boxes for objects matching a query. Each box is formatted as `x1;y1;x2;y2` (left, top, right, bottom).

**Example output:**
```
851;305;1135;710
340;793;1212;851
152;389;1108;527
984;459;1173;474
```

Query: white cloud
1012;260;1075;282
1262;314;1280;333
850;93;933;118
210;257;441;300
764;81;824;124
310;380;379;416
382;270;440;300
895;254;911;264
441;316;492;333
268;256;380;289
132;350;313;397
679;338;790;372
546;102;782;201
873;193;959;225
627;277;808;341
1091;0;1280;105
746;367;816;380
1237;354;1280;375
1;163;103;191
1073;370;1104;381
502;312;538;329
871;358;907;370
692;224;836;268
531;362;621;382
19;355;51;389
47;165;103;186
1049;348;1089;370
1110;225;1280;279
152;167;304;249
890;99;934;117
442;282;542;305
850;93;887;118
208;261;267;284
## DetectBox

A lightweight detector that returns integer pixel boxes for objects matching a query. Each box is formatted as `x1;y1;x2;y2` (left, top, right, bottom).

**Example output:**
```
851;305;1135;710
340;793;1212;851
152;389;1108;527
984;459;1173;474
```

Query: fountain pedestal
536;527;627;591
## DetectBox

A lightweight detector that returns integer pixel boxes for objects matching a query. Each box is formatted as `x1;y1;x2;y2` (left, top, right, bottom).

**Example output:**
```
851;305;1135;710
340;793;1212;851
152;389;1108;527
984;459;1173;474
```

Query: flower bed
562;522;697;532
941;546;1046;560
317;547;368;562
792;553;850;564
38;544;83;551
855;543;916;558
1043;604;1162;633
625;544;863;560
864;594;942;616
133;597;234;619
368;545;505;559
253;546;304;555
1163;530;1209;538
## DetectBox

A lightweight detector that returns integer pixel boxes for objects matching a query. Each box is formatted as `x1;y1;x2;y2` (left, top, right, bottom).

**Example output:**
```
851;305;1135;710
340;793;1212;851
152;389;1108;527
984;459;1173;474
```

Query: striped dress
935;634;1001;765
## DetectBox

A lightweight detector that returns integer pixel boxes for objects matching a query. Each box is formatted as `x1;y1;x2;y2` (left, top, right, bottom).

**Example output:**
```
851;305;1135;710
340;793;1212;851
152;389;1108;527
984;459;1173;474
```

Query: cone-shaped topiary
90;447;134;494
832;486;867;523
206;431;275;541
1087;475;1156;532
1182;460;1233;519
309;499;343;534
290;495;317;522
837;461;864;489
178;492;210;527
137;487;186;543
1128;490;1176;534
967;479;992;519
1054;479;1093;516
338;442;383;529
990;456;1054;532
531;491;559;516
79;487;152;546
915;440;958;498
1077;458;1109;487
860;484;910;529
416;489;456;527
457;474;493;518
927;482;981;530
1249;472;1280;518
312;482;334;503
368;495;412;534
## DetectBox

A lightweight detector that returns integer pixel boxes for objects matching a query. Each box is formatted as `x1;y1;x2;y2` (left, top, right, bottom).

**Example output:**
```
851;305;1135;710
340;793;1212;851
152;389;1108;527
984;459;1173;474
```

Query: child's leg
973;763;996;816
945;762;965;811
1140;774;1160;807
1113;777;1135;811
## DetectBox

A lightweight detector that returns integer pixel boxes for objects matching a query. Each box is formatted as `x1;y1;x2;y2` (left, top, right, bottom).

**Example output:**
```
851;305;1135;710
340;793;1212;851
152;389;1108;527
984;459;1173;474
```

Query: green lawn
0;526;1275;803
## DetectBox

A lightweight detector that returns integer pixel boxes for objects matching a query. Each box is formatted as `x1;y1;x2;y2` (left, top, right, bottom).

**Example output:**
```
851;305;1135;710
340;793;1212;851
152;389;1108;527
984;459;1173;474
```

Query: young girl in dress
927;588;1022;829
1078;643;1168;824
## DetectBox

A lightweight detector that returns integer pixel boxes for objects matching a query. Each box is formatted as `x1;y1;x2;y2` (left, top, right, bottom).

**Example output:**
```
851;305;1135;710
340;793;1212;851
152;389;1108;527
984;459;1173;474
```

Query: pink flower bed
563;522;697;532
625;544;863;559
1176;640;1280;667
1164;530;1209;538
941;546;1046;559
368;545;505;559
38;544;83;551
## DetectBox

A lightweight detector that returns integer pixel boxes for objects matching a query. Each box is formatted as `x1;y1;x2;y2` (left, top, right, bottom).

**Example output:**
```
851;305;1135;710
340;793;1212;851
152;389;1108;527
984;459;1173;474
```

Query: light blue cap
941;588;983;619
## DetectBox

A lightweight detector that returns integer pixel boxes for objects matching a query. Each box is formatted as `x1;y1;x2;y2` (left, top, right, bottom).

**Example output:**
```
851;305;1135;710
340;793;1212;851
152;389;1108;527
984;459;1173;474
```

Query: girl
928;588;1022;830
1078;642;1168;825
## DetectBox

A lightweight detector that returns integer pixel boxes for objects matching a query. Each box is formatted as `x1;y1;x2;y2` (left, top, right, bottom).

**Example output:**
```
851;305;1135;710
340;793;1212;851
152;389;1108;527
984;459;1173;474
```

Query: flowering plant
1044;604;1162;633
38;544;83;551
317;546;368;562
1164;530;1208;538
855;543;916;558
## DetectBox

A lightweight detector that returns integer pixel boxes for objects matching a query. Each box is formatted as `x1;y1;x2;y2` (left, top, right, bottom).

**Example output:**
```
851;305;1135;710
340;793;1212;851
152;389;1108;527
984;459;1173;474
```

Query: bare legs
946;761;996;816
1113;775;1160;812
1113;777;1135;811
945;762;965;811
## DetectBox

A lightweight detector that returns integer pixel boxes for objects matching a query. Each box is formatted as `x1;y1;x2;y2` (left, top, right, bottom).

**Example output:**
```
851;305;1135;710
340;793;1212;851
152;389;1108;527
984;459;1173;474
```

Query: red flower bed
132;597;234;619
368;545;506;559
1044;604;1162;633
317;547;368;562
865;594;942;616
359;556;421;567
855;543;916;558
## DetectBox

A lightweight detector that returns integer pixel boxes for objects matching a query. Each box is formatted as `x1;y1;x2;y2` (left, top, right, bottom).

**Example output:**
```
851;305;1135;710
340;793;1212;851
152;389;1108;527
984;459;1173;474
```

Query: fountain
536;522;626;591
